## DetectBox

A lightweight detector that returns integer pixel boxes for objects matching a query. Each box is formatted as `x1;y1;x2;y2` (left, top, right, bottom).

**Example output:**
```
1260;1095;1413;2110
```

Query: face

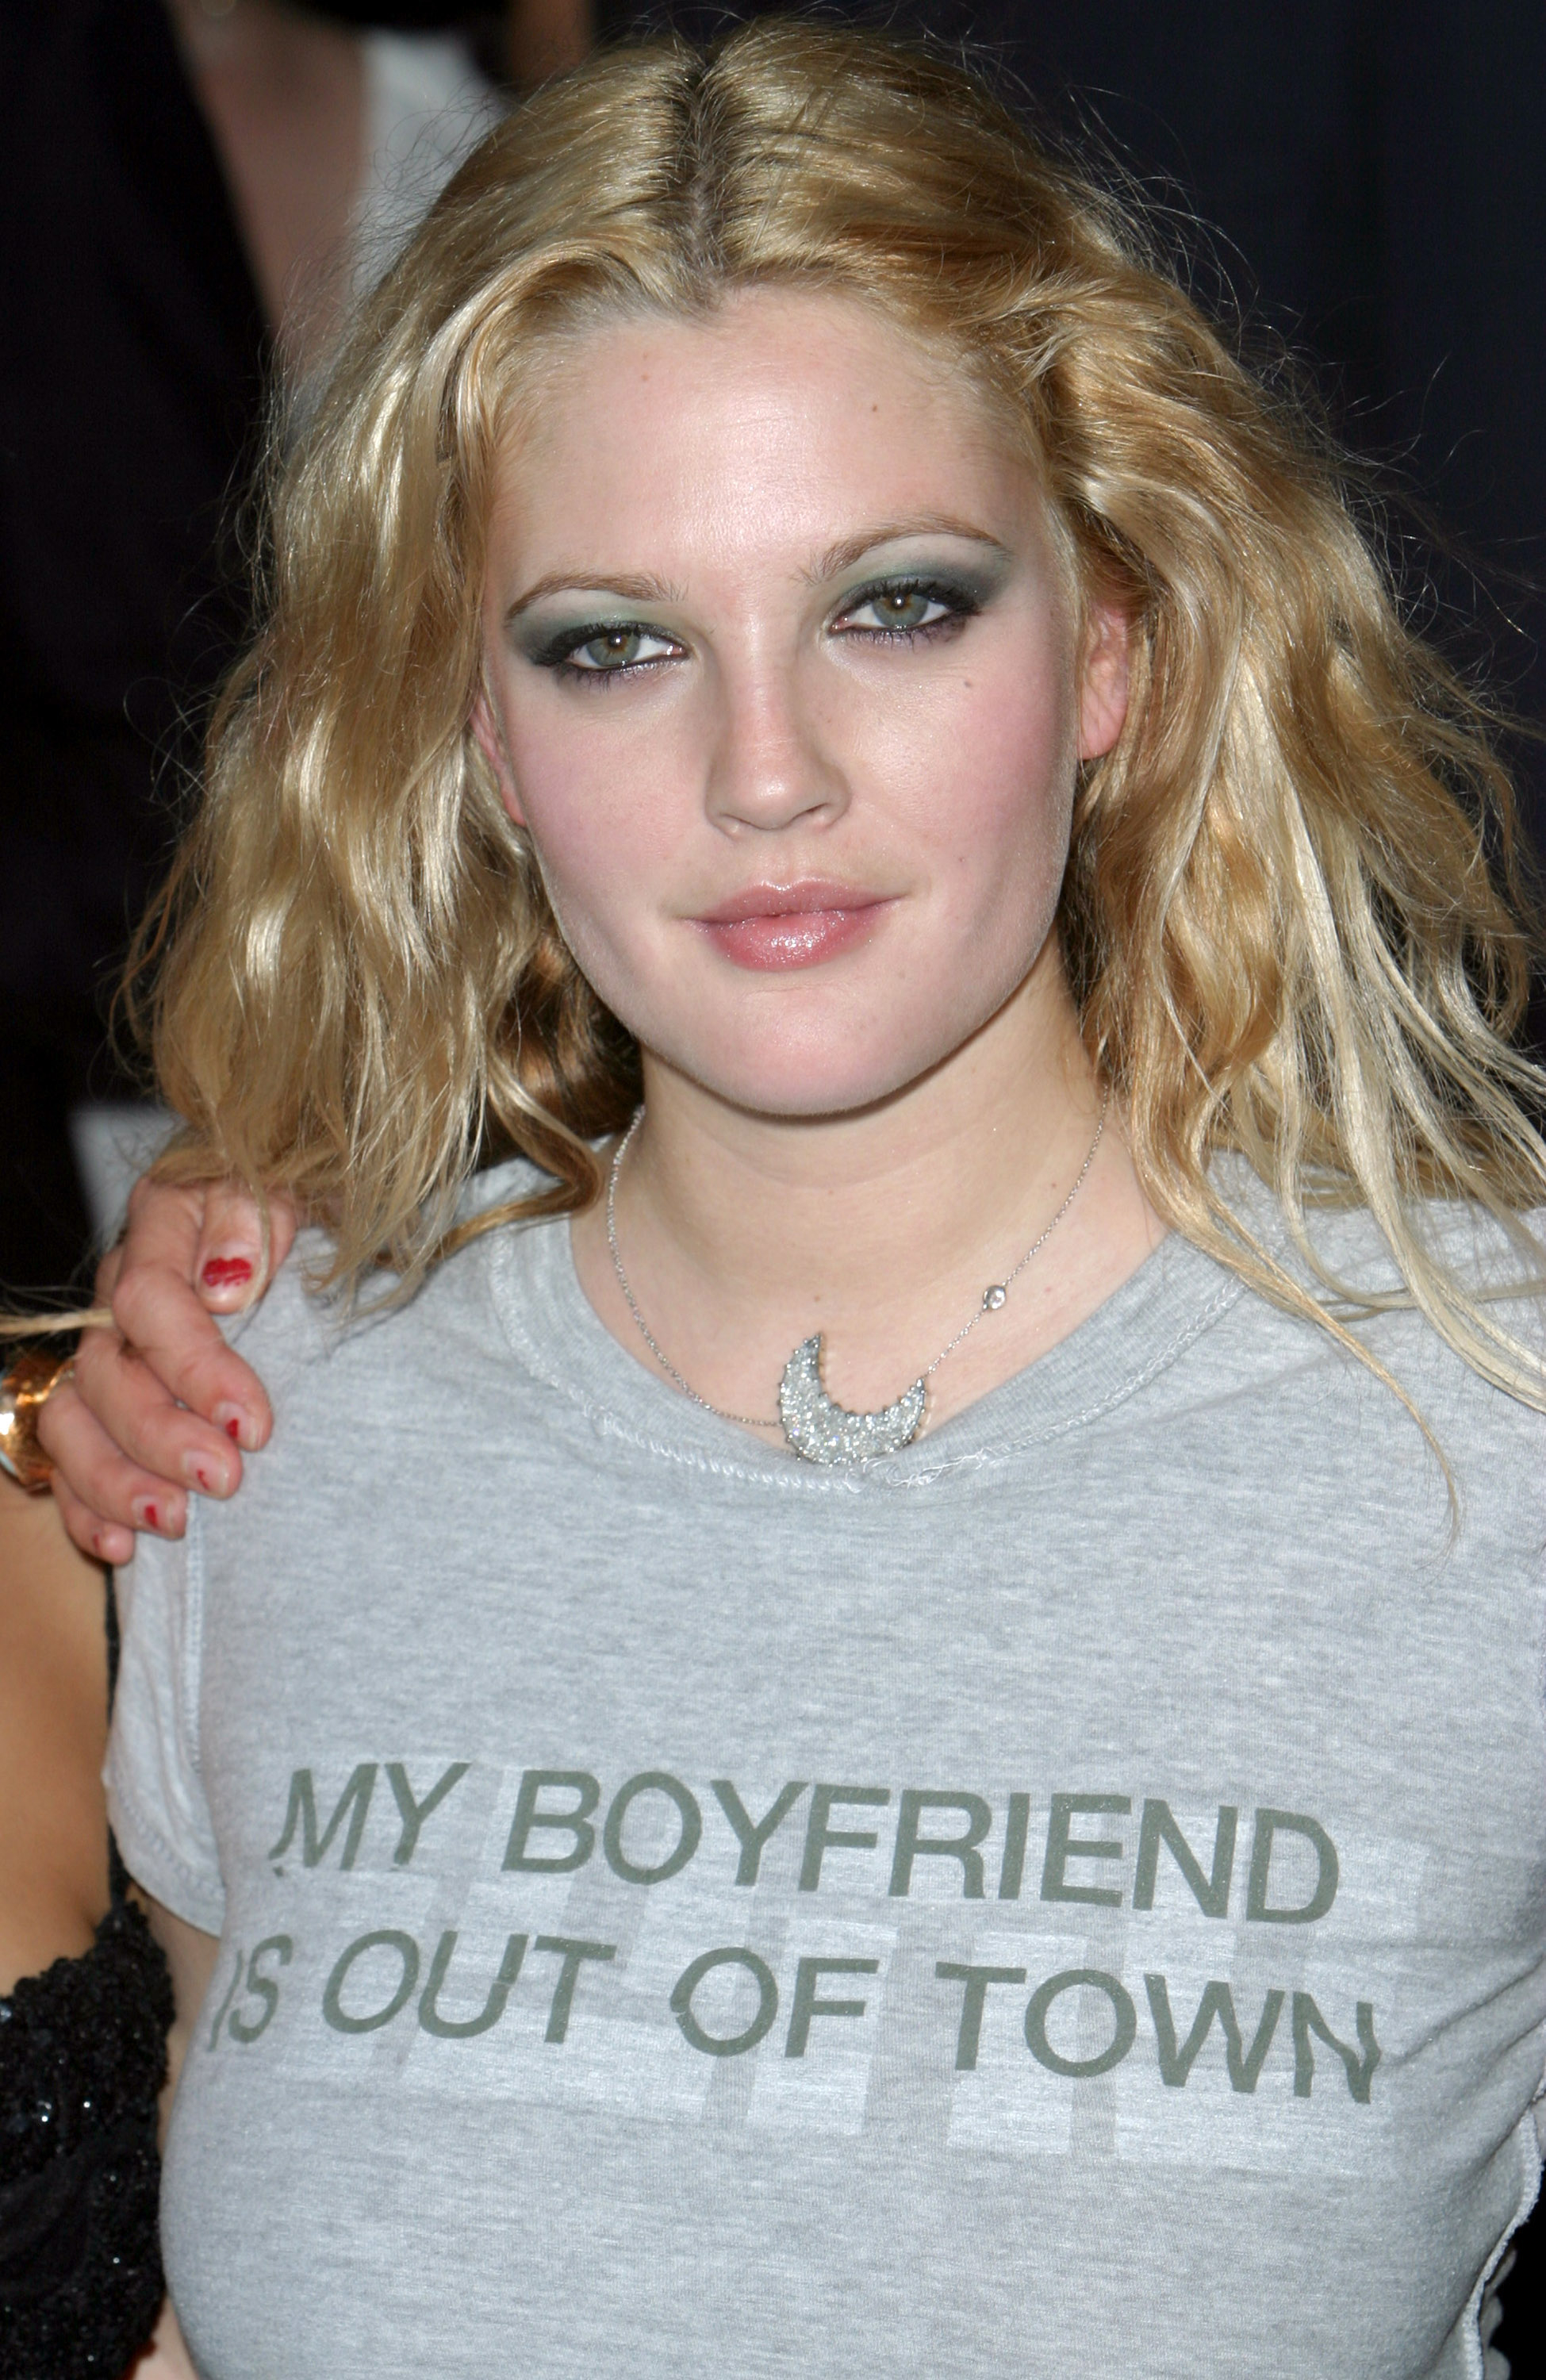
475;290;1128;1118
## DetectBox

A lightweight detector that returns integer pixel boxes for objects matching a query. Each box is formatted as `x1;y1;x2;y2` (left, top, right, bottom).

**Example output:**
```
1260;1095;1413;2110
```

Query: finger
109;1183;274;1449
71;1326;249;1490
94;1235;126;1306
51;1471;136;1568
120;1169;205;1271
38;1376;189;1541
194;1179;297;1311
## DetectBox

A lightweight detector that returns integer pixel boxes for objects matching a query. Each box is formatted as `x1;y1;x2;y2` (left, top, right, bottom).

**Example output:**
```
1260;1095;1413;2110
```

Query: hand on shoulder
39;1176;297;1563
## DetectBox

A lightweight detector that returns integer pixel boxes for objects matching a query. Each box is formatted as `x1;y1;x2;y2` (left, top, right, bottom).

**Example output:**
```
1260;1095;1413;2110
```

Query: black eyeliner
831;567;995;636
520;618;658;672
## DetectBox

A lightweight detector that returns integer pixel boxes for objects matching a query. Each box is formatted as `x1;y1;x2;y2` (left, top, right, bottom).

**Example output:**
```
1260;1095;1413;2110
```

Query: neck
570;953;1165;1433
640;973;1090;1300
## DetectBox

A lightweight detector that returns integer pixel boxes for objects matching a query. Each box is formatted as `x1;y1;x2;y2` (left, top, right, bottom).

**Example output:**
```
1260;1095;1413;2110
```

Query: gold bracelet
0;1346;77;1493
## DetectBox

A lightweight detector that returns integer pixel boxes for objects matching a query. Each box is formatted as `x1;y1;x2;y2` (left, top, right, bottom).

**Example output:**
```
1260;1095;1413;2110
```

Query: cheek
865;662;1076;920
499;710;690;969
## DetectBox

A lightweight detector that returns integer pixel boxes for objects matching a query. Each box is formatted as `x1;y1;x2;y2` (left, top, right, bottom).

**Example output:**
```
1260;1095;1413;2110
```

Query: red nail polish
225;1418;241;1442
144;1503;158;1530
203;1254;254;1288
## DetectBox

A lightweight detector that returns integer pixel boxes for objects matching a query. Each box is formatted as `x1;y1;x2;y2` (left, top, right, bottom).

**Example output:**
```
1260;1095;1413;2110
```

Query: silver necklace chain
605;1090;1111;1438
606;1107;773;1430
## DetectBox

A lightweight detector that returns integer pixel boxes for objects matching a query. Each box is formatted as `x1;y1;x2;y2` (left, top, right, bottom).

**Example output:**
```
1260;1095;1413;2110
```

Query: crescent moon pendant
777;1334;927;1465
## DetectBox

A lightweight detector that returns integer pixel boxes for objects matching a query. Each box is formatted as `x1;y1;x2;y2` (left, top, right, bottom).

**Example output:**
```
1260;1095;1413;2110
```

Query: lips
692;881;892;971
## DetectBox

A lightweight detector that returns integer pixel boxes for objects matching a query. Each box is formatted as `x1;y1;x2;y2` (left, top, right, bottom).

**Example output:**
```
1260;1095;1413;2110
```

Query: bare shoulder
0;1476;111;1992
0;1472;107;1694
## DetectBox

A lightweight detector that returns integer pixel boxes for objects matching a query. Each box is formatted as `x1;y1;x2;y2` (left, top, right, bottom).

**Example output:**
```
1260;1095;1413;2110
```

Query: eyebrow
504;570;685;621
806;515;1011;583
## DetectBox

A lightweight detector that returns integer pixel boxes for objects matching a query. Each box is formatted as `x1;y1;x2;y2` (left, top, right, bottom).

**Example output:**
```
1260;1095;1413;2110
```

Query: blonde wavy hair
132;18;1546;1403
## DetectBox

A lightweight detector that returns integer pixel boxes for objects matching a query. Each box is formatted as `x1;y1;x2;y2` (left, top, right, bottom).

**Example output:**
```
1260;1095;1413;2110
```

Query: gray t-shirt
107;1167;1546;2380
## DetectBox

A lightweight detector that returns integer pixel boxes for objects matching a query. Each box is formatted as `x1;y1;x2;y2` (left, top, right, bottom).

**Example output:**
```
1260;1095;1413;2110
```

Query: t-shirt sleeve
105;1508;224;1935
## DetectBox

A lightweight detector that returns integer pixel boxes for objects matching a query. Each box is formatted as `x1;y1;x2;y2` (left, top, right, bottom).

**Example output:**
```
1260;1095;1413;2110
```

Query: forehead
487;288;1050;571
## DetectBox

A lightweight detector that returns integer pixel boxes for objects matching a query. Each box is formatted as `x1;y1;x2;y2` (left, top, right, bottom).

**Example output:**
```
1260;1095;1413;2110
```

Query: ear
471;689;524;826
1076;601;1130;762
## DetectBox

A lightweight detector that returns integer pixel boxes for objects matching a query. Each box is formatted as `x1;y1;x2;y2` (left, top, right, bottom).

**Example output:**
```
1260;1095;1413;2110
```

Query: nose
702;653;851;836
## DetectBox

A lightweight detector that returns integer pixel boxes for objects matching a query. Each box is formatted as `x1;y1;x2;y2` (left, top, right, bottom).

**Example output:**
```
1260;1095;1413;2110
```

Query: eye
524;619;688;681
559;625;683;675
831;577;978;643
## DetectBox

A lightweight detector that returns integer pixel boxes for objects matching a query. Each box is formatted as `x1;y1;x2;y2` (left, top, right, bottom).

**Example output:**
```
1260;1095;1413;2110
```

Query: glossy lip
692;879;894;971
694;878;885;924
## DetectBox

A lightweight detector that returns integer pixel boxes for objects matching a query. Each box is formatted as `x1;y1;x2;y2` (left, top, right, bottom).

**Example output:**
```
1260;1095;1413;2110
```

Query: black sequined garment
0;1580;174;2376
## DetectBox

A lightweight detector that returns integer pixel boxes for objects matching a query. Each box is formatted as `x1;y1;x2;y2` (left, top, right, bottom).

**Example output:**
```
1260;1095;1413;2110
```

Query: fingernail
215;1403;248;1447
132;1495;182;1536
202;1254;254;1289
186;1454;232;1497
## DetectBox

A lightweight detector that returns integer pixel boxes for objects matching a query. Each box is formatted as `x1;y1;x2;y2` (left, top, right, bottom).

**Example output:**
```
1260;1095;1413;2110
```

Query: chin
621;950;1045;1119
676;1032;963;1123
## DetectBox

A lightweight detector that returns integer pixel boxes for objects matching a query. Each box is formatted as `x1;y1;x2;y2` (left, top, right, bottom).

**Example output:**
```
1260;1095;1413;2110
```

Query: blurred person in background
0;0;498;1306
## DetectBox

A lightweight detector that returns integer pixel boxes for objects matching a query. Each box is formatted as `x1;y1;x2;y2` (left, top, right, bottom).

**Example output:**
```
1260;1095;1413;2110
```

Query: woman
12;21;1546;2374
